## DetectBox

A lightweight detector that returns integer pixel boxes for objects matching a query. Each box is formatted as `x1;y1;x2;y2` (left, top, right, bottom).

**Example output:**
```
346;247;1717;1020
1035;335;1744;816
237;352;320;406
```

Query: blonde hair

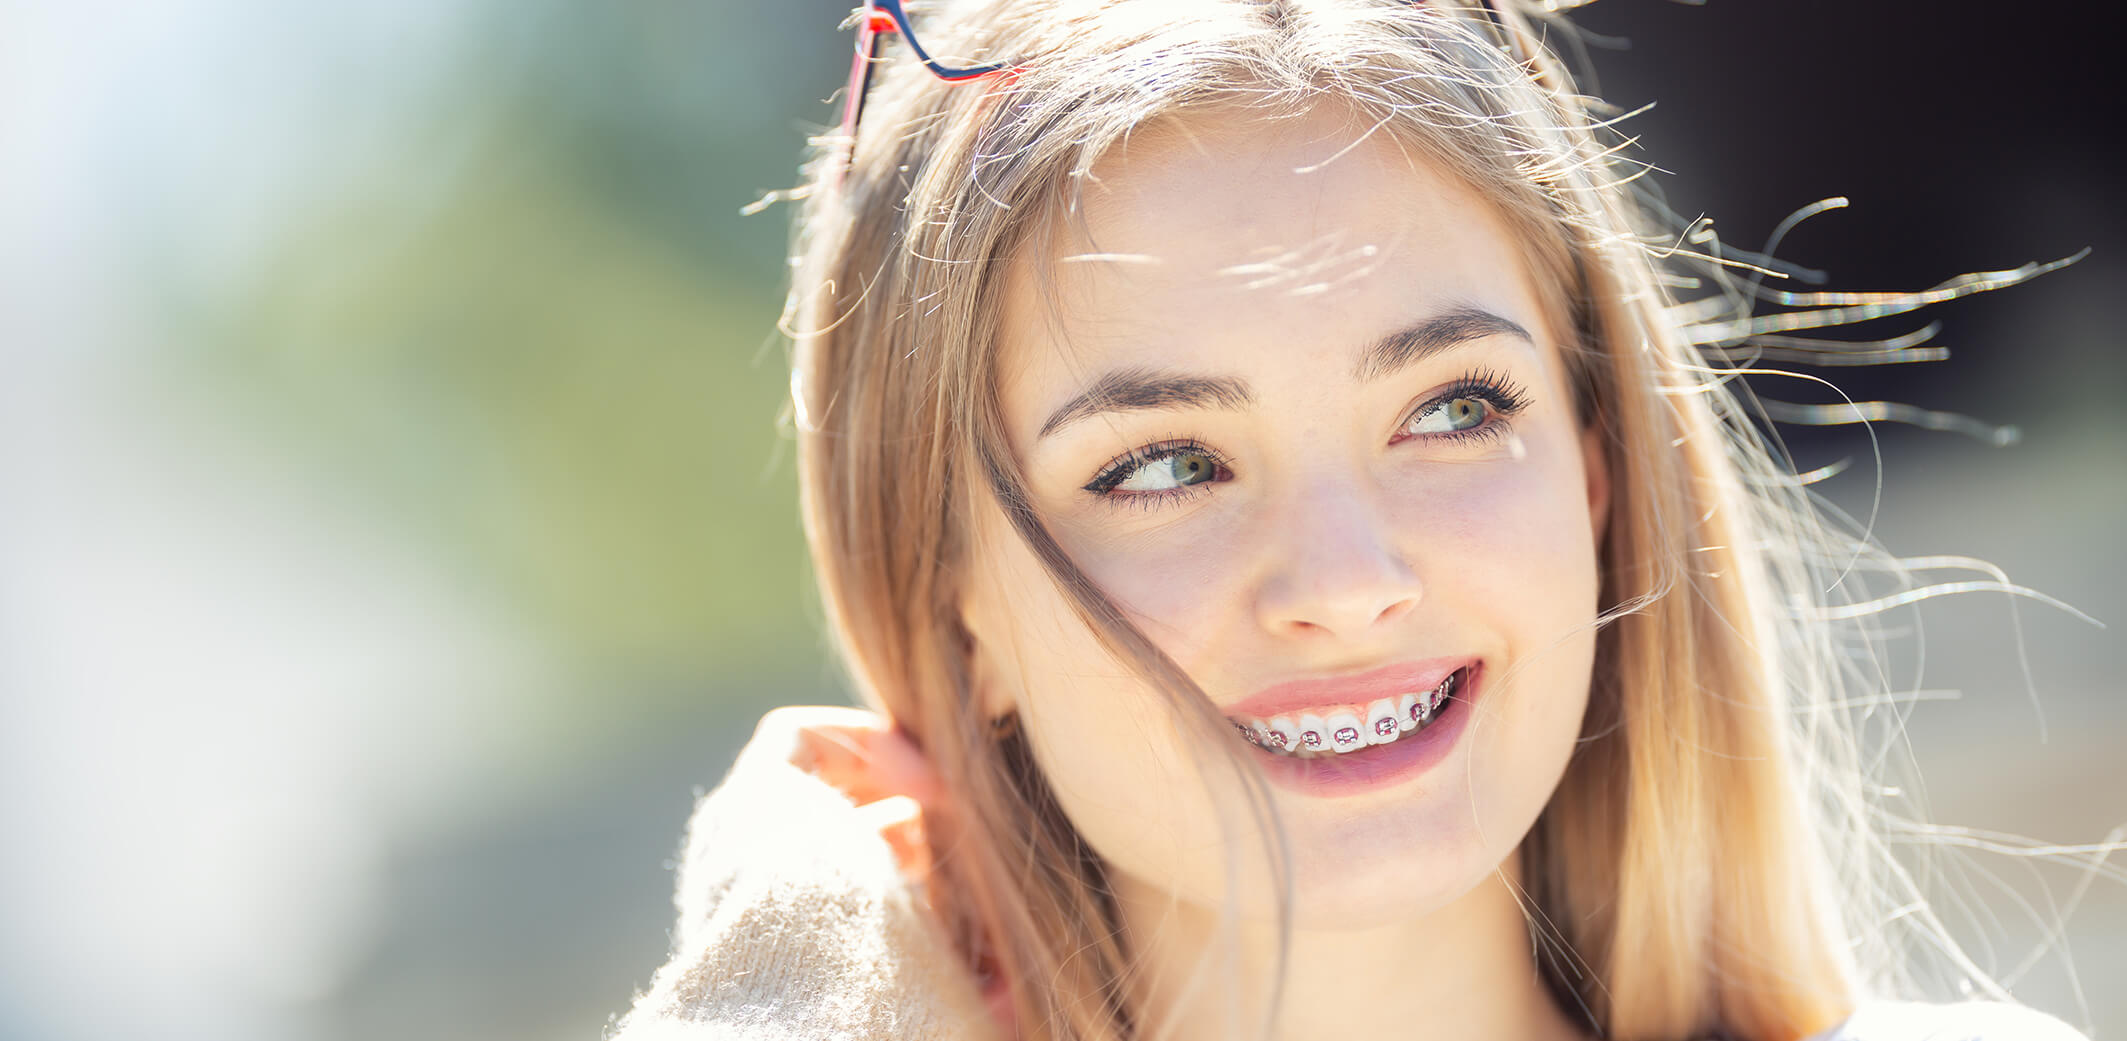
777;1;2069;1038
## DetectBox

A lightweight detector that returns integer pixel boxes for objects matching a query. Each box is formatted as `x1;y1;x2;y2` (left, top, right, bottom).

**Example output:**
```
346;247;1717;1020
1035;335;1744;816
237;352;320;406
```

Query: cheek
1390;428;1598;608
1388;430;1599;803
966;514;1226;877
1049;509;1249;650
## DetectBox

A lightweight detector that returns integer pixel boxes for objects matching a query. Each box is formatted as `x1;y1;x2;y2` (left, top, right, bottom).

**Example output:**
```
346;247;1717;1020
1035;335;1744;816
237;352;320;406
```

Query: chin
1252;792;1517;926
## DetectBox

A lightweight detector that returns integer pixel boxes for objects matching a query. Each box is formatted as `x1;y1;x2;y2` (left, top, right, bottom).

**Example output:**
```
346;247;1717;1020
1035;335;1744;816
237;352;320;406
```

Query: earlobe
1580;423;1612;544
956;611;1019;724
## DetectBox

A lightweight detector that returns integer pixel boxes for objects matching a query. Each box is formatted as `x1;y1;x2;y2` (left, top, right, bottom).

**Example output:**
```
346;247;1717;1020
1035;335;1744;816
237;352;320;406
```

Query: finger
792;724;868;788
796;722;948;809
742;705;885;773
795;724;897;804
858;725;949;806
853;794;933;884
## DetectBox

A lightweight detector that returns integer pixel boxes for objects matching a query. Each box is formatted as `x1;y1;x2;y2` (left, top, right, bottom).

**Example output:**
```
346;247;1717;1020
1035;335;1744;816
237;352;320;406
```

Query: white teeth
1326;712;1365;754
1408;691;1432;728
1268;716;1299;753
1365;699;1401;745
1235;669;1470;758
1296;714;1328;752
1433;669;1461;711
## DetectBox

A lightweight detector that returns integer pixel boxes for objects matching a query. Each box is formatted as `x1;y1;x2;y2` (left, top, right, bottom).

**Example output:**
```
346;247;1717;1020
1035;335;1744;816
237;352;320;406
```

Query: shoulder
1805;999;2088;1041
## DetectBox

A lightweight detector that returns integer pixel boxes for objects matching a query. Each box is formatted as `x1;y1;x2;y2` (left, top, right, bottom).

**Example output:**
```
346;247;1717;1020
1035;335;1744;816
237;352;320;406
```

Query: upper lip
1223;657;1477;720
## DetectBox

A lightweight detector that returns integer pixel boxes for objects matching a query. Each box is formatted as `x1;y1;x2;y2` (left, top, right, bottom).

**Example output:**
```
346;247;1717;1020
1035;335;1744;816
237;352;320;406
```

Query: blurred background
1;1;2119;1039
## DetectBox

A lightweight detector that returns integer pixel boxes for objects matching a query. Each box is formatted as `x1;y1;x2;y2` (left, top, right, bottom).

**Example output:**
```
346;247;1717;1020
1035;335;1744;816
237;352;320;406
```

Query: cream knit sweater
606;748;1003;1041
605;747;2086;1041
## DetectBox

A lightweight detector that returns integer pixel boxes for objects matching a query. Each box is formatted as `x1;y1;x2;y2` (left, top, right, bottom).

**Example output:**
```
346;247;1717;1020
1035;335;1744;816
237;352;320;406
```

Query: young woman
608;1;2088;1038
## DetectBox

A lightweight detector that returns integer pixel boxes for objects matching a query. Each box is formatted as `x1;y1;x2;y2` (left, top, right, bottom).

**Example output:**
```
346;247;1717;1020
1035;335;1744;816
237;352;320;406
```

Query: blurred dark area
1573;0;2126;441
1;3;2118;1040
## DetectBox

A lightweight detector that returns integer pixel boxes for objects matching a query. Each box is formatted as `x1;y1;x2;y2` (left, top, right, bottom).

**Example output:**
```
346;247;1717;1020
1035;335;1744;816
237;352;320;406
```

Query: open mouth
1228;664;1471;759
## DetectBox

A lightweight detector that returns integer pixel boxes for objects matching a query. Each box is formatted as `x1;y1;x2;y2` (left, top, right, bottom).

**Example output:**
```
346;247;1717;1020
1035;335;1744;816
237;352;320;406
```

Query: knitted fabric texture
607;747;1002;1041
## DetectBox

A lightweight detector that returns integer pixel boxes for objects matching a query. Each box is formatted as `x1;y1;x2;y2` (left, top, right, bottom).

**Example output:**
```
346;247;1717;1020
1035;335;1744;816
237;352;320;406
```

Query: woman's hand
742;705;1017;1037
741;705;946;902
612;707;1010;1040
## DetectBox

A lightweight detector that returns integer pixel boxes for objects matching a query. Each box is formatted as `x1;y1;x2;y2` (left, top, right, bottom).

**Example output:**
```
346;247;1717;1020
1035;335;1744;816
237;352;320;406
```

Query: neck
1110;854;1593;1041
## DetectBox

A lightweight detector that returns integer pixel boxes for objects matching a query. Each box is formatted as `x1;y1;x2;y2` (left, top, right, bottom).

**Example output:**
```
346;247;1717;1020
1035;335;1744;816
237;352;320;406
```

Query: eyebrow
1038;369;1254;439
1352;306;1532;382
1037;306;1532;440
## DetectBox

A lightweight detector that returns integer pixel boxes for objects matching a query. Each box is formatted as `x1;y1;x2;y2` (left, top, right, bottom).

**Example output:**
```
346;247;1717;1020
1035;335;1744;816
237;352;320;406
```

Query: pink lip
1224;657;1476;721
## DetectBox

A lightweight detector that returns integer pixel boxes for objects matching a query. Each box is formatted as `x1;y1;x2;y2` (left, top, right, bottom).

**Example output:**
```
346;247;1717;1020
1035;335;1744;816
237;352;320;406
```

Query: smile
1222;659;1483;796
1230;666;1465;757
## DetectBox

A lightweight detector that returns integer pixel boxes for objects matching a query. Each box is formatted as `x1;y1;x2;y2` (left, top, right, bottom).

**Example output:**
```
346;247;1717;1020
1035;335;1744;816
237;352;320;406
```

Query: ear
955;596;1020;724
1579;421;1611;545
952;476;1029;726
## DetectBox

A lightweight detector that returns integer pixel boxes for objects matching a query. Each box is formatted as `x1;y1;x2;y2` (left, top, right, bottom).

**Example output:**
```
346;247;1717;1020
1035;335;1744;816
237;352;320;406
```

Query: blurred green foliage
190;0;849;695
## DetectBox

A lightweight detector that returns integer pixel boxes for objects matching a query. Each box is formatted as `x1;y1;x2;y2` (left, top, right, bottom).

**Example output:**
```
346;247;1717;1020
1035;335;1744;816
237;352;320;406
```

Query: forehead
997;106;1547;395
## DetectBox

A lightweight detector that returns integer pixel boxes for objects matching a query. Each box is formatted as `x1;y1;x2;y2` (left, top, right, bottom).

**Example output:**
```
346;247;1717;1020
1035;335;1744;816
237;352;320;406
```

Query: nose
1253;477;1423;641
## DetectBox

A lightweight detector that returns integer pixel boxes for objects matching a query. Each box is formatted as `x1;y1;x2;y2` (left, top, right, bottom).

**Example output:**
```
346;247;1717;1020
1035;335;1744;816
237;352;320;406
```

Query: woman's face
960;108;1608;924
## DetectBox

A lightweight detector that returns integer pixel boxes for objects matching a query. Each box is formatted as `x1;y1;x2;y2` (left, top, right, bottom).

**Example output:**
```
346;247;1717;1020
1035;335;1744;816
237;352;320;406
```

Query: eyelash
1081;368;1533;505
1396;367;1532;446
1082;438;1233;501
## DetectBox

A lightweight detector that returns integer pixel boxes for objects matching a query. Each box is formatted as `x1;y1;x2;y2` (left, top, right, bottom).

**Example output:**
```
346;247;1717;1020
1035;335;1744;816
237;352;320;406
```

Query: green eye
1169;451;1218;484
1409;396;1491;435
1113;449;1221;493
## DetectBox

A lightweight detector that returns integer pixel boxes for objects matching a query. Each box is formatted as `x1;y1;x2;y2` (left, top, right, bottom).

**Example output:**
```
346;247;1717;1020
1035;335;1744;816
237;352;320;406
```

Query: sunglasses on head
837;0;1013;173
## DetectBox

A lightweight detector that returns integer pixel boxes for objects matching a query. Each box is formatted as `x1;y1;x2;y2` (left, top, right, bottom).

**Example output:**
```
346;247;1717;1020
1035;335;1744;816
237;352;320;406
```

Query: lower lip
1245;664;1482;797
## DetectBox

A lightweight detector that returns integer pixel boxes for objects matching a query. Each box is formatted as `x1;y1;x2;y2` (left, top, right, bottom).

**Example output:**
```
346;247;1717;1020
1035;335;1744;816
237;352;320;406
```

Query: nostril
1265;589;1420;640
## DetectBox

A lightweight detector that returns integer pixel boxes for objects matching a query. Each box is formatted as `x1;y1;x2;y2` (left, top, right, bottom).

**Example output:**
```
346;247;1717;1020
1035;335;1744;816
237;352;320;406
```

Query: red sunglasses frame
837;0;1013;167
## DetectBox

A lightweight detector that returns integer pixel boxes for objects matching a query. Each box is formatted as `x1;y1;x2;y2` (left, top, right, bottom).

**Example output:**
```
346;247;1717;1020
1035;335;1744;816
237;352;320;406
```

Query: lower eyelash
1431;422;1512;447
1106;481;1218;511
